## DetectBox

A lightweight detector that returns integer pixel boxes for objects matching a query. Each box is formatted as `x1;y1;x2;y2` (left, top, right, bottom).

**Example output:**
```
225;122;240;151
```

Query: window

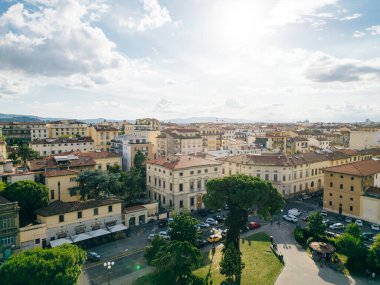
340;184;343;189
94;208;99;215
59;215;64;223
204;169;208;173
198;170;201;174
108;205;113;212
179;200;184;208
339;195;343;199
163;181;166;189
350;197;353;201
197;180;201;190
163;197;166;204
214;167;218;171
330;182;333;187
340;175;344;179
179;184;183;192
329;193;332;196
179;172;183;176
273;174;278;182
149;176;151;183
329;201;332;206
265;174;269;181
222;168;225;174
349;206;353;211
190;171;194;175
282;175;286;182
154;192;157;200
0;217;15;230
35;238;40;244
190;197;194;206
98;165;102;170
77;211;82;219
351;177;354;180
190;181;194;191
70;177;76;182
106;164;110;171
170;183;173;191
330;174;333;177
50;190;55;200
350;186;354;191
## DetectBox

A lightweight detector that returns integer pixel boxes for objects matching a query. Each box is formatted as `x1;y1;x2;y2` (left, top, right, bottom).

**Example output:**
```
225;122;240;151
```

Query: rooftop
45;169;79;177
30;137;94;145
36;198;122;217
324;160;380;176
148;155;221;170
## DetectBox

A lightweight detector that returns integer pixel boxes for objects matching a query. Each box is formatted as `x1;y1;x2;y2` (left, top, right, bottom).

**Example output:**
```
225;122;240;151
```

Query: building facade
146;155;222;212
30;137;94;156
90;125;119;151
0;196;19;261
349;127;380;150
46;121;89;138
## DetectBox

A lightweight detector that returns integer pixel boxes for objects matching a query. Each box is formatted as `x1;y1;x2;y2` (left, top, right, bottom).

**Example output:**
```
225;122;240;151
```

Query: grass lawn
193;232;284;285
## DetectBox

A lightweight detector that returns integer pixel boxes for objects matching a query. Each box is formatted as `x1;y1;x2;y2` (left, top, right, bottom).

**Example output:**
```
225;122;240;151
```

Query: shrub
294;227;305;244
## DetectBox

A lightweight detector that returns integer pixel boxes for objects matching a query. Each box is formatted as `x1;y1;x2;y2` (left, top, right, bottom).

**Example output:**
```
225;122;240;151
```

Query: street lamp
104;261;115;285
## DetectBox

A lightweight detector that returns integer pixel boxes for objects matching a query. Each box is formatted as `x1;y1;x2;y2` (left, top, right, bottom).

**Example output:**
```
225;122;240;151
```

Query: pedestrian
270;219;273;226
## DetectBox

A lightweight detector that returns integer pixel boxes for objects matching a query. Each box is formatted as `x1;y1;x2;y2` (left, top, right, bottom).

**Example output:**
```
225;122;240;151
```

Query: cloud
353;30;365;38
119;0;171;32
223;98;243;109
305;53;380;82
339;13;361;21
366;25;380;35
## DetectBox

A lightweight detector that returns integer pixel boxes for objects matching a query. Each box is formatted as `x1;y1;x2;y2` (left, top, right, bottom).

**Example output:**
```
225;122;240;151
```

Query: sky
0;0;380;122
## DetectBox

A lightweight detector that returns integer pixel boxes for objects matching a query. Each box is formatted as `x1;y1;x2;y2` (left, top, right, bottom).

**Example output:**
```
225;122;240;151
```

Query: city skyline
1;0;380;122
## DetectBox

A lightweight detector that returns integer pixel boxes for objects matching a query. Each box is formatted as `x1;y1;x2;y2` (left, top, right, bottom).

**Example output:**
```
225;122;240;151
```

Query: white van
288;208;302;216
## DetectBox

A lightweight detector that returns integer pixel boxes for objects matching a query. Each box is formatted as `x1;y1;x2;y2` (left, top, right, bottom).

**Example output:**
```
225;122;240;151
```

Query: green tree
0;181;6;192
134;149;146;169
220;243;245;282
204;174;284;249
306;211;326;238
0;244;86;285
121;167;146;204
367;234;380;272
336;232;368;271
2;181;48;224
15;144;40;166
145;235;167;265
7;152;20;164
109;164;122;174
168;212;199;244
204;175;284;283
151;240;201;285
345;223;362;240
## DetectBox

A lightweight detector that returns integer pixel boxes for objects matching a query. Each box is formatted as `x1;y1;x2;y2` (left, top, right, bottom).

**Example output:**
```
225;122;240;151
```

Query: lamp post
104;261;115;285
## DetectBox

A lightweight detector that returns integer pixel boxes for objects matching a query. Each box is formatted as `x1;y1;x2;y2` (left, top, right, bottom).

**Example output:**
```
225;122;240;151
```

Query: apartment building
0;122;34;144
124;124;160;154
30;123;49;141
166;129;203;156
30;137;94;156
35;198;124;245
197;127;223;151
0;138;6;159
146;155;222;212
110;136;154;170
287;137;309;154
323;160;380;224
135;118;161;131
29;151;122;173
89;125;119;151
46;121;88;138
0;196;19;261
45;170;80;202
349;127;380;150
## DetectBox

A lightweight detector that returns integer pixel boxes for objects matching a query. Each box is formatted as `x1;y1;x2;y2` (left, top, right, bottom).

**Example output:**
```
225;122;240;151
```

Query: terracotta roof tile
325;160;380;176
148;155;221;170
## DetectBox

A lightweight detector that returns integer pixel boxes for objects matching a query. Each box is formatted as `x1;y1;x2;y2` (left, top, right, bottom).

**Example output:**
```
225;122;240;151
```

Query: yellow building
349;127;380;150
0;139;6;159
45;170;80;202
19;223;47;250
0;196;19;261
30;137;94;156
90;125;119;151
35;198;125;246
46;120;89;138
323;160;380;223
146;155;222;212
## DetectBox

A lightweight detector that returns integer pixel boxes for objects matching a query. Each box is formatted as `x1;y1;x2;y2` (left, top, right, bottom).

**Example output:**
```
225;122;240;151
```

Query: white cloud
366;25;380;35
339;13;361;21
353;30;365;38
119;0;171;32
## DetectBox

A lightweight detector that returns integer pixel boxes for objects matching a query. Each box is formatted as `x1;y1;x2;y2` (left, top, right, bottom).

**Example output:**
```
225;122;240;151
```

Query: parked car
205;218;218;225
199;222;210;228
195;238;208;248
302;194;312;200
159;231;170;240
224;204;229;211
87;252;100;261
207;234;222;243
213;215;225;222
283;215;298;222
322;219;334;227
326;231;340;238
288;208;302;216
371;224;380;231
355;219;363;227
158;219;168;228
296;195;303;201
362;232;375;241
147;234;158;241
345;217;352;223
248;222;261;230
320;210;327;217
329;223;345;230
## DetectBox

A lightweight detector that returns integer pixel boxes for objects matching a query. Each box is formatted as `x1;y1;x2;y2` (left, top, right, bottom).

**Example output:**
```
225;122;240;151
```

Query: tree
151;240;201;285
134;149;146;169
336;232;368;271
220;243;245;282
345;223;363;240
0;181;6;192
306;211;326;238
367;234;380;272
14;144;40;166
204;175;284;249
0;244;86;285
2;181;48;224
121;167;146;204
204;175;284;283
145;235;167;265
168;212;199;244
109;164;122;174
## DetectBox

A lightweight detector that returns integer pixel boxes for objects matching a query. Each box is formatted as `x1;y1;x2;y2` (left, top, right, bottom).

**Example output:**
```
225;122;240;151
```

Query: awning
108;224;128;233
50;237;73;248
87;228;110;238
71;232;92;243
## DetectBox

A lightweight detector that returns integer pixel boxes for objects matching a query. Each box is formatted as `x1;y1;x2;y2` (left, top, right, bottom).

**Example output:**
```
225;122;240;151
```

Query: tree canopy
12;144;40;166
220;243;245;282
1;180;48;224
306;211;326;238
168;212;199;244
367;234;380;272
0;244;86;285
